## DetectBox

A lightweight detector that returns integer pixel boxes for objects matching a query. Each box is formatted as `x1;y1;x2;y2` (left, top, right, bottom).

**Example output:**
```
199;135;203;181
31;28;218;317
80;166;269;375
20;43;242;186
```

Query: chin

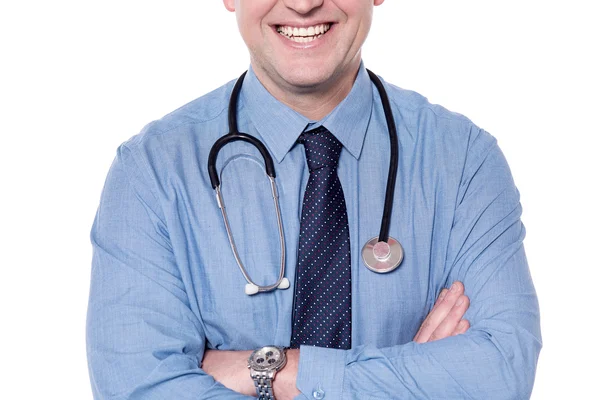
277;65;340;91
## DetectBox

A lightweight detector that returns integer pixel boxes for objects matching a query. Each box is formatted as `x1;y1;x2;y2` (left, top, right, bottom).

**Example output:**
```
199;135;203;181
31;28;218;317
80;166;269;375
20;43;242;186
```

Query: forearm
202;284;467;399
295;247;541;399
201;278;536;400
201;349;301;400
298;319;539;399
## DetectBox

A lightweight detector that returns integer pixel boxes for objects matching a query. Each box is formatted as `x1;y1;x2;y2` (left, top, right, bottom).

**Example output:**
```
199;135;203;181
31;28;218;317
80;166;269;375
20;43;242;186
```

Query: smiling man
228;0;376;121
87;1;541;399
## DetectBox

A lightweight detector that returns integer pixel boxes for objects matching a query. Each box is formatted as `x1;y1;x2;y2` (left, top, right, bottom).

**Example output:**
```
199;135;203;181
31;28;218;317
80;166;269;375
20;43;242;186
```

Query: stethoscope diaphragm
361;237;404;274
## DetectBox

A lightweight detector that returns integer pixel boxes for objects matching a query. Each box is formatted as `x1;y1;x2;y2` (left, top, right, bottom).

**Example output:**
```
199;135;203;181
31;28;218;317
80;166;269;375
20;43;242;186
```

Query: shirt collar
240;63;373;163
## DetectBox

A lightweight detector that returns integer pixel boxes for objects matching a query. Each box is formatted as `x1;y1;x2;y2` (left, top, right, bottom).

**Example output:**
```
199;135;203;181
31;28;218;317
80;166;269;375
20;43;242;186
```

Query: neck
252;60;361;121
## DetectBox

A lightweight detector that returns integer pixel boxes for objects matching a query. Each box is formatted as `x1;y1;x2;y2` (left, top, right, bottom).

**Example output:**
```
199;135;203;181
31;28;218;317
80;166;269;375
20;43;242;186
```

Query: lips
276;23;331;43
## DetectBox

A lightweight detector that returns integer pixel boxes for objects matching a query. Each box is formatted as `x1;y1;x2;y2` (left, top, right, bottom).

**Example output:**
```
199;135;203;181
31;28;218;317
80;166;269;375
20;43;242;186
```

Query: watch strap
252;370;275;400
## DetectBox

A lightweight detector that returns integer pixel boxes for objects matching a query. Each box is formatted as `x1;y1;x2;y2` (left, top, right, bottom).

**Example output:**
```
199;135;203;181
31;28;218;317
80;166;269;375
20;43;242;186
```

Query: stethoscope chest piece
361;237;404;273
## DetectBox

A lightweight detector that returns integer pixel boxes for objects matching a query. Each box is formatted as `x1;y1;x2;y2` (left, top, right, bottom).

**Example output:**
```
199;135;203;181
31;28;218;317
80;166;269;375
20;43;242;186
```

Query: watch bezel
248;346;287;372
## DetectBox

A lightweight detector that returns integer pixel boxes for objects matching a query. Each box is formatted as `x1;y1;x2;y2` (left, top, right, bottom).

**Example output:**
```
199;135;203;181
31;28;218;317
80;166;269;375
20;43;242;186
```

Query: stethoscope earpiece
245;284;260;296
278;277;290;289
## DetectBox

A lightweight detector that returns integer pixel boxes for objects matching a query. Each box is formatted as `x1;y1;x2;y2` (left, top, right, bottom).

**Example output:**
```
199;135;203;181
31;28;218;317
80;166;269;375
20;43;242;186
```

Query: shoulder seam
381;81;474;125
140;103;229;141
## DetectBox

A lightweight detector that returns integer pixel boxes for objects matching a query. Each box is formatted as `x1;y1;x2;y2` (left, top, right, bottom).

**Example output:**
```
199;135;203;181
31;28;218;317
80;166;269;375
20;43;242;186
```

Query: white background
1;1;598;398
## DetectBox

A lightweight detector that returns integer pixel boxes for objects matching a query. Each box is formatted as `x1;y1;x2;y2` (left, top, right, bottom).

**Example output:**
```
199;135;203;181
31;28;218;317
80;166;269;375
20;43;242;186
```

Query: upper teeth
277;24;330;38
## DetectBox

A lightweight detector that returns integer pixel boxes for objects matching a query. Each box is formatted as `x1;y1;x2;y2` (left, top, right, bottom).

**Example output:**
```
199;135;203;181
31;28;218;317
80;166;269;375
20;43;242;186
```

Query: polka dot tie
290;127;351;350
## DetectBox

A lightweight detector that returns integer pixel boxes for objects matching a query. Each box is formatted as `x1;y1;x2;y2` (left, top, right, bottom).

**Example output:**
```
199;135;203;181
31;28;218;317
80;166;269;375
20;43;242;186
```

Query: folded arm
86;145;254;399
290;131;542;399
202;282;471;399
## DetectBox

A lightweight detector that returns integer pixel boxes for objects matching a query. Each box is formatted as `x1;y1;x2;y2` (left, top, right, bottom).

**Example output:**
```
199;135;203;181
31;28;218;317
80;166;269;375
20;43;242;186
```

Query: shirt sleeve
86;144;254;400
294;129;542;400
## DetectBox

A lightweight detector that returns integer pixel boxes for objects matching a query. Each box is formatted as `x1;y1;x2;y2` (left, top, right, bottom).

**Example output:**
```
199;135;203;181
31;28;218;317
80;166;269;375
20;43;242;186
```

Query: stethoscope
208;69;403;295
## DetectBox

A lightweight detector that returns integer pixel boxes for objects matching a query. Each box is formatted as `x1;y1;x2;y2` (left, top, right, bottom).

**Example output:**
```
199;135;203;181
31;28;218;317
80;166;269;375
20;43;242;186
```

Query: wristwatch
248;346;287;400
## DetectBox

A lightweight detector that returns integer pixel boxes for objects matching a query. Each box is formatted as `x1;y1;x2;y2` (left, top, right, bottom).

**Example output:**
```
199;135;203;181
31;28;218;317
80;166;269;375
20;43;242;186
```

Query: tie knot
299;127;343;172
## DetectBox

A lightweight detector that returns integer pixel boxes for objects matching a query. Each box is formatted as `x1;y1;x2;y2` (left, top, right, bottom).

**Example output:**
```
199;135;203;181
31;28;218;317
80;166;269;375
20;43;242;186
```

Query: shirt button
312;388;325;399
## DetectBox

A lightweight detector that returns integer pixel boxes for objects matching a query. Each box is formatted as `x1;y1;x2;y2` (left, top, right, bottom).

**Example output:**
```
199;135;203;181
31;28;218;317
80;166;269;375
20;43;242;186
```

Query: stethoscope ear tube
208;71;288;294
207;72;277;189
208;133;277;188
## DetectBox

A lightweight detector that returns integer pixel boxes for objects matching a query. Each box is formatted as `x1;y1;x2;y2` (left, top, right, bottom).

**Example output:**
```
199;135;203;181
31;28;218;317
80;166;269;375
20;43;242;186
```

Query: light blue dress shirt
87;64;542;399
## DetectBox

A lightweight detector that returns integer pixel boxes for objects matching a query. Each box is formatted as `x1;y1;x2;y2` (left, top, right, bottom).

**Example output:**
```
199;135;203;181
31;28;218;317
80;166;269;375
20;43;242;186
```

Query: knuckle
456;295;469;308
450;307;464;318
439;295;453;307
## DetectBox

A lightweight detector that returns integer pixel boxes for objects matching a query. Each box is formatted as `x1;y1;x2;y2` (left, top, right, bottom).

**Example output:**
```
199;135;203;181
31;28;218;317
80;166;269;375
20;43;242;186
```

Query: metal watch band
252;371;276;400
248;346;286;400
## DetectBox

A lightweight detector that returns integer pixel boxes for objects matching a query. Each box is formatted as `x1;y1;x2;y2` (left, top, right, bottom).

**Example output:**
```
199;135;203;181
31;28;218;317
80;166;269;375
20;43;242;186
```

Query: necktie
290;127;352;349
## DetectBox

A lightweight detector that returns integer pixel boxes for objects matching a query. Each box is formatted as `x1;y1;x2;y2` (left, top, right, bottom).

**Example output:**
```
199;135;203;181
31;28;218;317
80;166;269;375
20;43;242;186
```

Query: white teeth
291;36;319;43
277;23;331;41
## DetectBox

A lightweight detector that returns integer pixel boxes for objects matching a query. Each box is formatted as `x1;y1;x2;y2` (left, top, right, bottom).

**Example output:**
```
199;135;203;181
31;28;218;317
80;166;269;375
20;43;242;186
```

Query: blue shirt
87;64;541;399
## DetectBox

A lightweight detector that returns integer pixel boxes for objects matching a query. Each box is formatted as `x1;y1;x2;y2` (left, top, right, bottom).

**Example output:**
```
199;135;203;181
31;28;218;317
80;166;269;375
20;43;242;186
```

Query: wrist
273;348;300;400
243;369;257;397
248;346;289;399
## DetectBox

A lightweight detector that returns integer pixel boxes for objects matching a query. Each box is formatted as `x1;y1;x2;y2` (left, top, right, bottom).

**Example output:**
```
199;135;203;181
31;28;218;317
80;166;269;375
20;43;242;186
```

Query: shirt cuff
295;345;346;400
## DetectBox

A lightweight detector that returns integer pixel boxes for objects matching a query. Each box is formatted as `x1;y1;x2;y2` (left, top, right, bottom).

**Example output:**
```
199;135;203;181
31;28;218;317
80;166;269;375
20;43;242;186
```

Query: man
87;1;541;399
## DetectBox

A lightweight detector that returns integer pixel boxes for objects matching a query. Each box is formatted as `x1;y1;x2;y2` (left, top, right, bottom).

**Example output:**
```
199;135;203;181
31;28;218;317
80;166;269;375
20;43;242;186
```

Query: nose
282;0;324;15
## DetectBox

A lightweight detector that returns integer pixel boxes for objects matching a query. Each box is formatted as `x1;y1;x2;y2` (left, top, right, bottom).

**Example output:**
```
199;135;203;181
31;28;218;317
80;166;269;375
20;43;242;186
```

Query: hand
201;349;255;396
201;348;301;399
413;281;470;343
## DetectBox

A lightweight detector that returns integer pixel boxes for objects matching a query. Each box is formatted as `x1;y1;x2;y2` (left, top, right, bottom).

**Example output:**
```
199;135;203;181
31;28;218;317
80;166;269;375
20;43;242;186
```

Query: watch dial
251;346;282;370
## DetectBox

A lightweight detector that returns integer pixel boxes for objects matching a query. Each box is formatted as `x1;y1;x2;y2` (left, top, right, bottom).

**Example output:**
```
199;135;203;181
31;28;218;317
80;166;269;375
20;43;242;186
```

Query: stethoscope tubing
208;69;402;294
366;70;399;244
209;70;399;232
207;71;277;189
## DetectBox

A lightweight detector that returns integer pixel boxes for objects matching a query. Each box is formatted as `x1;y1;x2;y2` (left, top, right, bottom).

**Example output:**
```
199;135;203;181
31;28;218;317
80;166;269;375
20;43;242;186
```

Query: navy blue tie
290;127;352;350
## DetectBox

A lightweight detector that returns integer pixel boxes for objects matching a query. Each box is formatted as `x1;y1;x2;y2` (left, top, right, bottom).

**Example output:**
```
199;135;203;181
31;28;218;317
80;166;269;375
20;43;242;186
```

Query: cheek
336;0;373;14
351;6;374;46
235;2;273;47
335;1;374;36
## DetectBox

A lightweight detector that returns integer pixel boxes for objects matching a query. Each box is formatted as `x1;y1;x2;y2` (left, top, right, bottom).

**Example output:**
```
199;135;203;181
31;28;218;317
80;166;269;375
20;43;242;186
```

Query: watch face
248;346;286;371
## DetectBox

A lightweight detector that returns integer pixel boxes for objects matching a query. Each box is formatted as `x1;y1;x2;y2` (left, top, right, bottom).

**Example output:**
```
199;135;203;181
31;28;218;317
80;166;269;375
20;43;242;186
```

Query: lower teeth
279;32;324;43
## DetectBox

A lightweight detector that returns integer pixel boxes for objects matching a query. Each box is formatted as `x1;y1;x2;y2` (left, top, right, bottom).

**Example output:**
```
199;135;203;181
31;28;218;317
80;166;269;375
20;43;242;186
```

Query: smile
276;23;331;43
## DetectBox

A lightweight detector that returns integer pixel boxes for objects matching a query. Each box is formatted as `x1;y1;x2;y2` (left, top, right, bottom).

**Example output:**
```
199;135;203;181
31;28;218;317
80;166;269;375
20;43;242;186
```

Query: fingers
413;288;448;341
428;294;470;342
413;281;468;343
433;288;449;309
452;319;470;336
